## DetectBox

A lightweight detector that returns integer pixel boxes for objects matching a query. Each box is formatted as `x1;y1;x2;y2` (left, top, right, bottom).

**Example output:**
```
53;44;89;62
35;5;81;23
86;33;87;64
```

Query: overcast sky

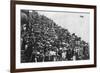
37;10;90;43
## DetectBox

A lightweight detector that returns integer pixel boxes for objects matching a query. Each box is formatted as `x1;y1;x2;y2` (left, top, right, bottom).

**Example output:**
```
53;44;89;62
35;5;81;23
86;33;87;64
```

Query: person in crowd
24;40;33;62
66;46;74;60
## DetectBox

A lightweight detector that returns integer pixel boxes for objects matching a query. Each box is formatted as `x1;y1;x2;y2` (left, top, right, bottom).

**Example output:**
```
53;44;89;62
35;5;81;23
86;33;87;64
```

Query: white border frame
16;4;94;69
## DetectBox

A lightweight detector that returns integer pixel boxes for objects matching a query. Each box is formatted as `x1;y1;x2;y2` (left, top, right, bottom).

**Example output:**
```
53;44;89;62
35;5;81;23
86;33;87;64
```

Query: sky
37;10;90;43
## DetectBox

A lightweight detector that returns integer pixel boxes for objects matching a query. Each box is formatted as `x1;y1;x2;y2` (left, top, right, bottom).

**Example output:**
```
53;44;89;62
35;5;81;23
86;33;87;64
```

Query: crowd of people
21;10;90;63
